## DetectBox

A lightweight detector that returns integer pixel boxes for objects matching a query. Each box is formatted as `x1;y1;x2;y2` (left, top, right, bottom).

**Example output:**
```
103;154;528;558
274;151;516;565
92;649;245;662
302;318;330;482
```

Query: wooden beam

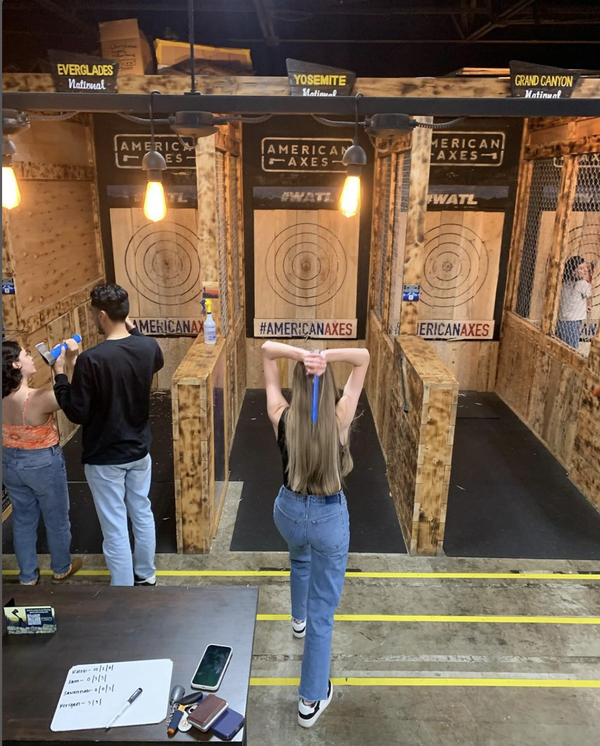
541;156;579;336
400;121;432;335
525;133;600;160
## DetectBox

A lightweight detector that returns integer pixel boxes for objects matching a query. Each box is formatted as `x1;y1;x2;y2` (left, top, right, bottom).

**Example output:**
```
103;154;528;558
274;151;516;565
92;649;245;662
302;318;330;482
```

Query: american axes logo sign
509;60;580;99
49;50;118;92
287;59;355;97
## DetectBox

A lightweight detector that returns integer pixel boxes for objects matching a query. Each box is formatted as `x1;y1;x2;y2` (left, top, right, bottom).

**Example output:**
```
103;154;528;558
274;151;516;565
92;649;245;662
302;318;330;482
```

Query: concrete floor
3;480;600;745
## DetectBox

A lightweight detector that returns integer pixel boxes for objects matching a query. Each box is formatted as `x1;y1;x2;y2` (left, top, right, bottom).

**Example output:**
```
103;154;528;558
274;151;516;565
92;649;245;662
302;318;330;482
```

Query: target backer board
253;209;360;338
416;211;504;340
110;208;203;335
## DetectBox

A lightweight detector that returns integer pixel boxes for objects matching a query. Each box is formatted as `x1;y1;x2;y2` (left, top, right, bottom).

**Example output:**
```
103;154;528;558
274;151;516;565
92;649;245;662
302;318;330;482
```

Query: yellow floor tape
258;613;600;625
3;569;599;580
250;677;600;688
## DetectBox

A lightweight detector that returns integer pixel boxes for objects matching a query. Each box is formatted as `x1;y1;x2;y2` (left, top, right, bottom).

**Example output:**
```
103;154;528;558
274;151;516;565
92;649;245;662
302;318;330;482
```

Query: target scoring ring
420;224;490;308
265;223;348;307
124;221;201;307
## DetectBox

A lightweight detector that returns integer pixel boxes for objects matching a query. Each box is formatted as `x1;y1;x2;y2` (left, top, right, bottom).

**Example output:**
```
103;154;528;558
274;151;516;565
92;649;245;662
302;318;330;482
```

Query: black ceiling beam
30;0;98;38
4;92;600;118
466;0;536;41
229;37;600;44
252;0;279;47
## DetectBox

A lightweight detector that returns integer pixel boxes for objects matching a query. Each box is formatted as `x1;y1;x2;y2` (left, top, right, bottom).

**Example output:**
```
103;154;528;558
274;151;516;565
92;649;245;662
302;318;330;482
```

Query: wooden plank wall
366;313;458;555
172;338;228;553
2;116;104;449
497;117;600;510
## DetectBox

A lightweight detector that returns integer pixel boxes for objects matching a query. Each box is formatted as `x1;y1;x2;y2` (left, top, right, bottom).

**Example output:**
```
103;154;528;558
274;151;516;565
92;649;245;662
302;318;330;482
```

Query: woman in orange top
2;341;82;585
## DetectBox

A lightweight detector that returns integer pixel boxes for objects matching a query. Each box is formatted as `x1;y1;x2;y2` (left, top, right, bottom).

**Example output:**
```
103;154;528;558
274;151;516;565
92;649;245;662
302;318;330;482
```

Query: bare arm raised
323;348;370;440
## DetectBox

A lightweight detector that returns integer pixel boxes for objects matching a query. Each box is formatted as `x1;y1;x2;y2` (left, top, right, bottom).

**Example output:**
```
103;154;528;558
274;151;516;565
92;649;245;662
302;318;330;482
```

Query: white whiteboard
51;659;173;732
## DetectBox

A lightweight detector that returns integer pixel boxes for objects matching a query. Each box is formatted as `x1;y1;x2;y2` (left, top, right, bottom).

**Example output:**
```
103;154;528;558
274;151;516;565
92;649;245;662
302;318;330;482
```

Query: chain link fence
552;155;600;357
372;155;392;320
387;150;411;336
215;151;230;336
514;157;562;326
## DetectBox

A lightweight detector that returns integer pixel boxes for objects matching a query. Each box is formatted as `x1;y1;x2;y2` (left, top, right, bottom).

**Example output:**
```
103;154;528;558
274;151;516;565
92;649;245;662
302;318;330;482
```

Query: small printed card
3;605;57;634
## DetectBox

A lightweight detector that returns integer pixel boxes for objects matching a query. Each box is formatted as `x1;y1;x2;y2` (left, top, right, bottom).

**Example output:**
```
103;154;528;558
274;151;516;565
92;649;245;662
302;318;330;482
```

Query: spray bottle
201;299;216;345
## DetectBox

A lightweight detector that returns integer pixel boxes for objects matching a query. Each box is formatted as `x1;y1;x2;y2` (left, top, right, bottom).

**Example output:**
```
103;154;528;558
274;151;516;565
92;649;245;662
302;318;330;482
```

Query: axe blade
35;342;55;366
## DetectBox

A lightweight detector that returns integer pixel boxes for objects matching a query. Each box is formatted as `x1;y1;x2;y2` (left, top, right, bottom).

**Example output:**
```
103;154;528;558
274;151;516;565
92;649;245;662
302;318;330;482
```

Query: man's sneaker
52;557;83;583
298;680;333;728
291;617;306;638
134;574;157;587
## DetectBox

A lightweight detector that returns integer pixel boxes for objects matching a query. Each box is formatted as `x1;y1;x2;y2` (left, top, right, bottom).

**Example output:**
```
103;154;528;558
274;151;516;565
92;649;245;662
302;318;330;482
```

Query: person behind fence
2;341;83;585
556;255;593;349
53;284;164;587
261;341;370;728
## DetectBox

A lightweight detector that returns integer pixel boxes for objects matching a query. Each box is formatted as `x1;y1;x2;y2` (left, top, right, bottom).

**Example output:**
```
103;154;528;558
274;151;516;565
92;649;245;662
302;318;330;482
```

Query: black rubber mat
230;390;406;553
456;391;501;419
444;394;600;559
2;391;177;556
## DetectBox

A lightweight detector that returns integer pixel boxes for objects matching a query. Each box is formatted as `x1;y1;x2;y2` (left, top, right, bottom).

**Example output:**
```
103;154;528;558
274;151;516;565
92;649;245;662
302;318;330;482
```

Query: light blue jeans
273;485;350;702
84;454;156;586
2;445;72;584
556;320;582;349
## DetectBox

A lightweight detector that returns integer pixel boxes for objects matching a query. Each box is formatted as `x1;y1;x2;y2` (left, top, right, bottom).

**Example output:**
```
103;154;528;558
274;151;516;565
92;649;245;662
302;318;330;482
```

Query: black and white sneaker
291;617;306;638
298;680;333;728
134;574;157;587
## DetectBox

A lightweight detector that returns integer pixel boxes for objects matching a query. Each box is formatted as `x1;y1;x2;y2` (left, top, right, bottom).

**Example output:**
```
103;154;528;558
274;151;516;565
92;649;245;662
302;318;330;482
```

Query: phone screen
192;645;232;688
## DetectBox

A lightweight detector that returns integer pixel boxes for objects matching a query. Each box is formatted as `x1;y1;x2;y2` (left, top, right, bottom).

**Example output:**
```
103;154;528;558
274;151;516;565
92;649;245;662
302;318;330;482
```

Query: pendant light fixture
142;91;167;222
339;95;367;218
2;109;29;211
2;137;21;210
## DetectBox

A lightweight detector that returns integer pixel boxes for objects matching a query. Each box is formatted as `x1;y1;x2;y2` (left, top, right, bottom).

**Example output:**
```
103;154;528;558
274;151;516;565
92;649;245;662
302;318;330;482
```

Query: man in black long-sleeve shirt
54;284;164;586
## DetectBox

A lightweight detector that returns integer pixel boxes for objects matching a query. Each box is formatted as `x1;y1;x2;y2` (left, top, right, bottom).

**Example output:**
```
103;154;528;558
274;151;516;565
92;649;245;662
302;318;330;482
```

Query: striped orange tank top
2;392;60;449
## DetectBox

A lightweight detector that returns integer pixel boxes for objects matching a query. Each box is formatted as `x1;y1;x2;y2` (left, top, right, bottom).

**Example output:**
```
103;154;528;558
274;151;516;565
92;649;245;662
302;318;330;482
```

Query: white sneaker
291;617;306;638
298;680;333;728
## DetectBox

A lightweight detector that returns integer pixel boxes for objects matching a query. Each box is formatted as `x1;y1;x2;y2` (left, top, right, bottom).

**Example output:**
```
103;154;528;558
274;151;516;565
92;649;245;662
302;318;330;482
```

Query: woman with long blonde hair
262;341;370;727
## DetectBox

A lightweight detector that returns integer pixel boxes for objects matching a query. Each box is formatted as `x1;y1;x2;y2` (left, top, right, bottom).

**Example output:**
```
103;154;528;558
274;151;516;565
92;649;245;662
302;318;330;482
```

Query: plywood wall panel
9;181;101;318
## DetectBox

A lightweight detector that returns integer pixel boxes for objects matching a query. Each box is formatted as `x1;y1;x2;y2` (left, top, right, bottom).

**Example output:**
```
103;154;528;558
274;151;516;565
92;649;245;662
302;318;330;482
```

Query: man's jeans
85;454;156;586
2;445;72;584
273;485;350;702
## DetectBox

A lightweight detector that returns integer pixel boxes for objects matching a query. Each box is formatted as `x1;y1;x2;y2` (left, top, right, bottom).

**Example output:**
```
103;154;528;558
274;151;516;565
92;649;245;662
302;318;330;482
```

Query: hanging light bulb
339;143;367;218
2;137;21;210
142;150;167;222
142;90;167;222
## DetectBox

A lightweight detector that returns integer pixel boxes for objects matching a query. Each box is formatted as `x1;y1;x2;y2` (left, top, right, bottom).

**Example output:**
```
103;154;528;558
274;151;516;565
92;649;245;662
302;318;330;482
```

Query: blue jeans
556;320;582;349
273;485;350;702
85;454;156;586
2;445;72;584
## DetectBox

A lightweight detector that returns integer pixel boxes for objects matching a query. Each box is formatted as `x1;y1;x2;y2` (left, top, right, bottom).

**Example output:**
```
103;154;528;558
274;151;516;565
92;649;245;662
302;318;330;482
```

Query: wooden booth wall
365;124;460;555
497;117;600;510
2;115;105;448
170;127;247;552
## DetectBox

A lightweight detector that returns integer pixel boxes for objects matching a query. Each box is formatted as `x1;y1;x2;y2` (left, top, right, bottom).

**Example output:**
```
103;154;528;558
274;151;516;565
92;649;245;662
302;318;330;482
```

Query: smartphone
190;644;233;691
211;707;245;741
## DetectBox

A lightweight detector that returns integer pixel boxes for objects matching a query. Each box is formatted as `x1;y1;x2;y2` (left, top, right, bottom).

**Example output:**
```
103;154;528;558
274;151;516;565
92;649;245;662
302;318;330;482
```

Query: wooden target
254;209;359;327
419;212;504;323
111;208;202;319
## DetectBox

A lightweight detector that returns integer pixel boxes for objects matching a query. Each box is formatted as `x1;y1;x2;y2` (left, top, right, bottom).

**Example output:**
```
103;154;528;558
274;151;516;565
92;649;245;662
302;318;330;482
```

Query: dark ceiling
2;0;600;77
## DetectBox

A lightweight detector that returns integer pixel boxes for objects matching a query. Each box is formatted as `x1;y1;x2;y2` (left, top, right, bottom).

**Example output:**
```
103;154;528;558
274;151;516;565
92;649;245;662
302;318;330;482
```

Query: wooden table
2;586;258;744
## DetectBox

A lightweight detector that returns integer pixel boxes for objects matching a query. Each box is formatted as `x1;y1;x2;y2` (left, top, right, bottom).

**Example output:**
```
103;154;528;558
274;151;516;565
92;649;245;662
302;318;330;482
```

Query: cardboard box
99;18;153;75
154;38;252;72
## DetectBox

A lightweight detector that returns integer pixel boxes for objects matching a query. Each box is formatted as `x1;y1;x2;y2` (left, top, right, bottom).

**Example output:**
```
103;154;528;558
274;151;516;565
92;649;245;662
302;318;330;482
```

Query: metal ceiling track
3;92;600;118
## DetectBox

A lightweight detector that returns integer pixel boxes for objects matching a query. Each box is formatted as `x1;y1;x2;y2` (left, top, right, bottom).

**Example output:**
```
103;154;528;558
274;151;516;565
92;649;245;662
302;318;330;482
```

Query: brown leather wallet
188;694;228;732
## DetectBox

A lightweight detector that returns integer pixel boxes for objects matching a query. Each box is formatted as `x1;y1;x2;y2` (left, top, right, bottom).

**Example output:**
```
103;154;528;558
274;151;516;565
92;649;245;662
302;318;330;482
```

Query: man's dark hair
90;283;129;322
2;341;22;398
